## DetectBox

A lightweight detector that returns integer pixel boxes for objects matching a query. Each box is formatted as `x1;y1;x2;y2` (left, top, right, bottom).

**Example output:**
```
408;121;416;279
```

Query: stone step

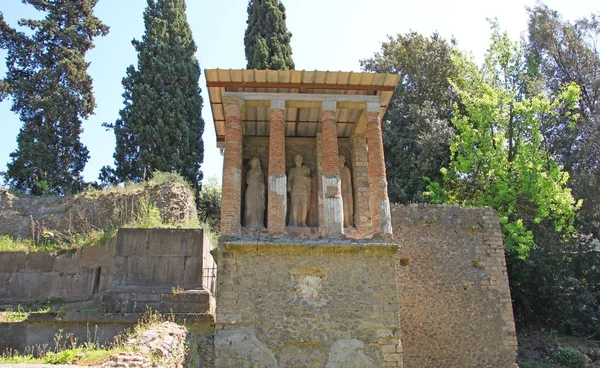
101;286;210;314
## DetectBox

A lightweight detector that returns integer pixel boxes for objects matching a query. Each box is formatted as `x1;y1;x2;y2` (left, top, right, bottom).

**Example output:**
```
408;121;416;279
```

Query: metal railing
202;267;217;294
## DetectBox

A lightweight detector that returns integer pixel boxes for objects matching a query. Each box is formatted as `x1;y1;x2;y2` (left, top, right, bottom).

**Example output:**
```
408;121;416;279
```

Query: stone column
351;133;373;237
366;102;393;236
320;101;344;236
220;97;243;237
267;99;287;235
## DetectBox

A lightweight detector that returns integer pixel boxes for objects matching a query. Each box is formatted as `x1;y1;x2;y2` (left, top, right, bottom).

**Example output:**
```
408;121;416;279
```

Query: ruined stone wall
0;229;215;307
0;181;197;239
0;238;116;303
214;241;402;368
392;204;517;368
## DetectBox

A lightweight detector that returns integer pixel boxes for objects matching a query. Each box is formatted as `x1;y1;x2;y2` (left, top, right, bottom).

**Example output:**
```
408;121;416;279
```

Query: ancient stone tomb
208;69;396;239
206;69;403;367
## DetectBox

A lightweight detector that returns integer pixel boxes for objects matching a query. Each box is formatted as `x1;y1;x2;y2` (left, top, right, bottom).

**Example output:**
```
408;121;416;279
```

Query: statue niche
287;154;311;227
244;157;265;229
339;155;354;228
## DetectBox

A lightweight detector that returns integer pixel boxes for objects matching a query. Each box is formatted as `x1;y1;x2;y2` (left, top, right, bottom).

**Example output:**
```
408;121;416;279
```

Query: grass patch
0;227;117;253
0;236;34;252
0;305;30;322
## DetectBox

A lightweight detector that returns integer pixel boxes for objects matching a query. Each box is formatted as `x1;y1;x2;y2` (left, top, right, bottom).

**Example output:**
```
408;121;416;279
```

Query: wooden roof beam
223;91;380;104
209;81;396;91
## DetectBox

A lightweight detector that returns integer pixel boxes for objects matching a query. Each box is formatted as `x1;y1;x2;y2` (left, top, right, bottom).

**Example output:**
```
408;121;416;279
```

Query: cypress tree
101;0;204;193
0;0;109;195
244;0;295;70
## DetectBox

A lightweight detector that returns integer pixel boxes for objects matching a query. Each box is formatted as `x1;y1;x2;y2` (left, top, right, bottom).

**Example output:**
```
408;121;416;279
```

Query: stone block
25;252;55;272
183;256;203;287
115;228;148;256
145;229;203;256
115;228;203;257
0;252;27;273
79;243;106;268
53;269;95;298
125;256;185;286
112;256;126;285
53;251;81;274
8;272;52;299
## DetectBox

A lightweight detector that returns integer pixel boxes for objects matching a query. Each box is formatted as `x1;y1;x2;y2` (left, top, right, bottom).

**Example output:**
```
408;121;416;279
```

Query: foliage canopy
245;0;294;70
426;23;581;258
101;0;204;195
361;32;458;203
0;0;108;194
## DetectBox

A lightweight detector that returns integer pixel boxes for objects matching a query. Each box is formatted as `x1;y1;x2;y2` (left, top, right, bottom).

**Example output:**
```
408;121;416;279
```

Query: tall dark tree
527;5;600;224
244;0;294;70
361;32;458;203
0;0;108;194
101;0;204;194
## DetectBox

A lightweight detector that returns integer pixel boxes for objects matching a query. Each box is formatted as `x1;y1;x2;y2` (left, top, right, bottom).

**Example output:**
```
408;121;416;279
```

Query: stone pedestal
213;239;403;367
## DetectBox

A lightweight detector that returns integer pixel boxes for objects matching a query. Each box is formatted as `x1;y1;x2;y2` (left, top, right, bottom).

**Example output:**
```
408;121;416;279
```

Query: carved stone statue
339;155;354;227
287;154;311;227
244;157;265;229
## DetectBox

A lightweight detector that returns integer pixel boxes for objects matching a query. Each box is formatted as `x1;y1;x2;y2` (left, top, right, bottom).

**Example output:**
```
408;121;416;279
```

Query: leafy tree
102;0;204;196
361;32;458;203
197;176;221;233
244;0;294;70
509;5;600;336
426;23;581;258
0;0;109;194
527;4;600;229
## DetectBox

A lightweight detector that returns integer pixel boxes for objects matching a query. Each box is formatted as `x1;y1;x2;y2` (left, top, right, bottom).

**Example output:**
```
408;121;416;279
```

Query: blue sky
0;0;597;187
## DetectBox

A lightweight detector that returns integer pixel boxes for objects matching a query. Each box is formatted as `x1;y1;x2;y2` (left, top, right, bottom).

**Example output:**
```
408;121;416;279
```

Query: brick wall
393;204;517;368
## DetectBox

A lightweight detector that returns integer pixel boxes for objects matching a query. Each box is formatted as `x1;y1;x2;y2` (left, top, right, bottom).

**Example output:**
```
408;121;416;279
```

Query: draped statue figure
244;157;265;229
287;154;311;227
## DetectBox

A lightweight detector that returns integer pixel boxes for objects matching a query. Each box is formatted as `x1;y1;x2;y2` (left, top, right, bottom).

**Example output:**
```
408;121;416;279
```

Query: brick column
268;100;287;235
366;102;393;236
220;97;243;237
351;133;373;237
320;101;344;236
316;133;324;236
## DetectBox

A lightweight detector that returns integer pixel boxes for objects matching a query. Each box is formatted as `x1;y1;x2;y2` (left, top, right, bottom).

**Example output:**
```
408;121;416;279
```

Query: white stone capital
270;99;285;110
322;100;336;112
366;102;380;112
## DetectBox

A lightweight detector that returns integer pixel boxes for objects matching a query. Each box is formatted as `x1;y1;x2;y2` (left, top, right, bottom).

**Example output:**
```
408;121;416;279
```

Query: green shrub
555;345;586;367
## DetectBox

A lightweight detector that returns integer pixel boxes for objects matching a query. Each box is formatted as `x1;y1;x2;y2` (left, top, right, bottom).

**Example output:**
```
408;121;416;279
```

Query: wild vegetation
0;309;176;366
363;5;600;365
0;171;207;253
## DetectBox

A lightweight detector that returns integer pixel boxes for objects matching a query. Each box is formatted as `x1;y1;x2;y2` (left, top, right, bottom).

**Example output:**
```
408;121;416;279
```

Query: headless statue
244;157;265;229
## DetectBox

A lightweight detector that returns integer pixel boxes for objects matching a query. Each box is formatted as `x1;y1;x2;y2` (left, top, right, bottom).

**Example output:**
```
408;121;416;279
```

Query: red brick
221;99;243;236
